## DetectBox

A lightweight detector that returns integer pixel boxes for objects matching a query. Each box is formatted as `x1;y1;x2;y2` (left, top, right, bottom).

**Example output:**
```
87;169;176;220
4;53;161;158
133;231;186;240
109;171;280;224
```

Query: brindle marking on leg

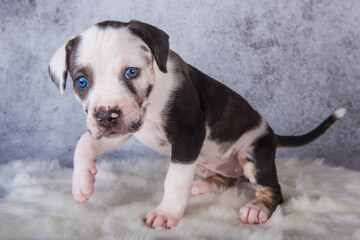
238;146;256;183
202;174;237;188
251;185;281;211
238;130;283;224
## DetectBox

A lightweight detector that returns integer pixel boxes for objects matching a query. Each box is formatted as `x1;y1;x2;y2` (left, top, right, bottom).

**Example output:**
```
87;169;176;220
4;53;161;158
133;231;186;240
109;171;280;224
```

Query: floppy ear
128;20;169;73
48;36;79;94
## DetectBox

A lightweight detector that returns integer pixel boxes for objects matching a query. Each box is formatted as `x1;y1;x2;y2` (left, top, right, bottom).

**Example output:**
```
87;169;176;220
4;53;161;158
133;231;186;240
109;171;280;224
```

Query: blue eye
125;67;140;80
77;76;88;88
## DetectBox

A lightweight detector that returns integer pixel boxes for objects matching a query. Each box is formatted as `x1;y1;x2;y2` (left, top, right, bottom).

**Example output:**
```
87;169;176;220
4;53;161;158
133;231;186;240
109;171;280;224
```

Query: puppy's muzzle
95;106;121;128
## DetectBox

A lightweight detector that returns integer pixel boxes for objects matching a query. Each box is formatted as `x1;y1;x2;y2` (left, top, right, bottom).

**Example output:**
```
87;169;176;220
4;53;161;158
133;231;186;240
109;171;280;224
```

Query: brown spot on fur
145;84;153;98
202;175;237;188
142;53;152;67
140;45;149;52
239;147;256;183
70;65;93;101
195;166;217;178
65;36;94;101
251;185;282;211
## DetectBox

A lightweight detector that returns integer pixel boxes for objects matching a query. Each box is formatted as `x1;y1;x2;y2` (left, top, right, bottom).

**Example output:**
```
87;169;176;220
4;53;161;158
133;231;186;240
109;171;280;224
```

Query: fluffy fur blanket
0;157;359;240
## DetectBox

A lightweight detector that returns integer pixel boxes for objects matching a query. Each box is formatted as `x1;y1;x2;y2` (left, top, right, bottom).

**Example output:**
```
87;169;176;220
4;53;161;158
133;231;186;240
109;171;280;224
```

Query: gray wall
0;0;359;169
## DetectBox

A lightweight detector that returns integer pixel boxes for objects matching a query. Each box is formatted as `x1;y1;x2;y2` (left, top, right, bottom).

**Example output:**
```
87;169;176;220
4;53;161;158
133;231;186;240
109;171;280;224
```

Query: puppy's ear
48;36;80;94
128;20;169;73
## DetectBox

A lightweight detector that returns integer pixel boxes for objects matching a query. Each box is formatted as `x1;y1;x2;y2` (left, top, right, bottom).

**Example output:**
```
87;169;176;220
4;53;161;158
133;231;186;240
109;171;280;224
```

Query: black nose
95;107;121;127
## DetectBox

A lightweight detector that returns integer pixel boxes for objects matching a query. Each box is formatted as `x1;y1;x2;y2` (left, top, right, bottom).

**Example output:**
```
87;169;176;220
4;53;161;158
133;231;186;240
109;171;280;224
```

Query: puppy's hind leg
191;174;237;196
238;132;282;225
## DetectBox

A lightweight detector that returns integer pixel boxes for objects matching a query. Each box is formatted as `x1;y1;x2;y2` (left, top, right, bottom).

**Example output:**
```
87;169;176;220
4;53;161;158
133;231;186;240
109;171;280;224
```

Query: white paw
144;209;181;229
239;203;270;225
72;166;97;204
190;179;219;196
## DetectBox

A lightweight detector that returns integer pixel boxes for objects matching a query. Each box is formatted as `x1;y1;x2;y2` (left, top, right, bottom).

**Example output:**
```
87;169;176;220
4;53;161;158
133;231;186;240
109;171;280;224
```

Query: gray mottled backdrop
0;0;359;169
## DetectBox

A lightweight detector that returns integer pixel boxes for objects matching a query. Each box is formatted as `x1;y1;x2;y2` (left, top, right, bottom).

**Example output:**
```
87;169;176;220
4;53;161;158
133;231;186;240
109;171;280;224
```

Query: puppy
48;20;345;228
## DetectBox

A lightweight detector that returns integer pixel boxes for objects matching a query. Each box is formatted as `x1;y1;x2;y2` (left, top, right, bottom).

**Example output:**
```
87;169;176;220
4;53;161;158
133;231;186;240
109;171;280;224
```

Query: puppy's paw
144;209;181;229
239;203;271;225
72;166;97;204
190;179;219;196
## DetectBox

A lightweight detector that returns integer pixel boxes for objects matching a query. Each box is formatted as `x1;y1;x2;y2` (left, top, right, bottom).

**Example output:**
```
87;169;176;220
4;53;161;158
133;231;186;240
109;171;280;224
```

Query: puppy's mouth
88;119;143;140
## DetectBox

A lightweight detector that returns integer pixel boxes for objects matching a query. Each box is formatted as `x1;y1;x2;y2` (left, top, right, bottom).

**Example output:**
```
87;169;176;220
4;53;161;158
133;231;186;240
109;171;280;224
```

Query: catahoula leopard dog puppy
48;20;345;228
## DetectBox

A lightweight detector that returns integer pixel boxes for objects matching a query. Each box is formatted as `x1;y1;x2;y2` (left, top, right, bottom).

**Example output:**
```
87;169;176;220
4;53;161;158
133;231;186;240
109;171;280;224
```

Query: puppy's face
69;27;154;139
49;21;169;139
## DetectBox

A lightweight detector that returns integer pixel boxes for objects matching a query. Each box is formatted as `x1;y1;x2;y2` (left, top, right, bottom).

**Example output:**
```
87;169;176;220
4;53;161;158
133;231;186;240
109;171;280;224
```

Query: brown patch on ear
128;20;169;73
202;174;237;189
251;185;282;211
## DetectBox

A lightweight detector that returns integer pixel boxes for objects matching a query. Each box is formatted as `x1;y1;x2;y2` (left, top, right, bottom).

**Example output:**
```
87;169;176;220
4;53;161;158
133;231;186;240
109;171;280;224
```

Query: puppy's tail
276;108;346;148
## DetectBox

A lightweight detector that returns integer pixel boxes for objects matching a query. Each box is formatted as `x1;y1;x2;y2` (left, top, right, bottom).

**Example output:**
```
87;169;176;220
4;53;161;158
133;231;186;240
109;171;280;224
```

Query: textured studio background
0;0;359;170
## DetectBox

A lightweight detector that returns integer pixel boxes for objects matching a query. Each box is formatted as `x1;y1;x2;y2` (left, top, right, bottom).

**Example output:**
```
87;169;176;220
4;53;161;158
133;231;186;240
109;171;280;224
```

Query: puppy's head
48;20;169;139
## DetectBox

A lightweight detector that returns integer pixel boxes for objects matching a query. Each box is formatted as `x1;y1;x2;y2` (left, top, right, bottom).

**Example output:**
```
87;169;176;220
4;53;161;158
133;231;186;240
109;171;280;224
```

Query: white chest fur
134;119;171;156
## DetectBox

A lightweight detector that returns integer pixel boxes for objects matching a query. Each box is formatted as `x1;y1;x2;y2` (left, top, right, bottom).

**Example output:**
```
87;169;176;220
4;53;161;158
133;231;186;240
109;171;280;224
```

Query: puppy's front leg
72;132;130;203
145;161;197;229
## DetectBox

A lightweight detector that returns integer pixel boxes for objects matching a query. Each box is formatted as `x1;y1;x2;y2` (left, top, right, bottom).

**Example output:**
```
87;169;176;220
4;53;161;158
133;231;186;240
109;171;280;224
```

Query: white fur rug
0;157;359;240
